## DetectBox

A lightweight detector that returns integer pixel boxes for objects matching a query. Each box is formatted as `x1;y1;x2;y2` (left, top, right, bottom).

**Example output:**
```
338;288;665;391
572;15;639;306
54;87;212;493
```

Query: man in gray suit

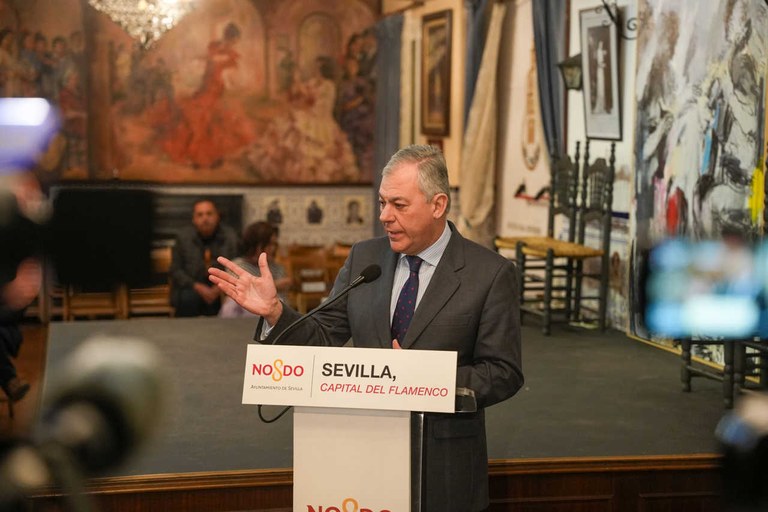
210;145;523;511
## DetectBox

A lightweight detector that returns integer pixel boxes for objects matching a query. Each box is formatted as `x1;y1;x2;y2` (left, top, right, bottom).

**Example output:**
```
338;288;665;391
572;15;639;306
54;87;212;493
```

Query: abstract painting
630;0;768;340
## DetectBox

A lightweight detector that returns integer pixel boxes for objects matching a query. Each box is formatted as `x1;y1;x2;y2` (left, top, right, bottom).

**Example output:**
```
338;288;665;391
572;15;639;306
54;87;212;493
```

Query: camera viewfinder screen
645;238;768;339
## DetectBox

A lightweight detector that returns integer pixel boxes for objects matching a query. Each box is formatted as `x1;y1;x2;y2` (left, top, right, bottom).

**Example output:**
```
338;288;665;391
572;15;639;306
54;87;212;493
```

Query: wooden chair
495;141;583;255
495;141;583;334
22;258;65;323
733;339;768;404
326;242;351;286
513;142;615;334
286;245;330;314
63;284;127;321
126;246;175;317
570;143;617;329
681;339;737;408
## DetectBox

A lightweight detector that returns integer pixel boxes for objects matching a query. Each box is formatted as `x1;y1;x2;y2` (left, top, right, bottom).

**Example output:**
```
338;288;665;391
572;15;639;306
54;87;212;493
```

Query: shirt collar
399;222;451;268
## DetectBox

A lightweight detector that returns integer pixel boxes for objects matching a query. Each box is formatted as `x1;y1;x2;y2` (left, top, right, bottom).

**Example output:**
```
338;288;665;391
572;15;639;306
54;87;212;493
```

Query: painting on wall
343;195;367;225
95;0;376;185
421;9;452;136
248;187;373;246
579;6;621;141
629;0;768;341
0;0;88;184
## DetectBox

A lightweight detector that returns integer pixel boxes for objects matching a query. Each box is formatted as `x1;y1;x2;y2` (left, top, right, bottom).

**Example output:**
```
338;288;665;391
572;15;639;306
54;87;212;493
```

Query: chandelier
87;0;195;49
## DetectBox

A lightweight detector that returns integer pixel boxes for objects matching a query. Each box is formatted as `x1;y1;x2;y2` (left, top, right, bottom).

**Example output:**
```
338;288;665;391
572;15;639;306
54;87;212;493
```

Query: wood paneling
28;455;722;512
489;455;722;512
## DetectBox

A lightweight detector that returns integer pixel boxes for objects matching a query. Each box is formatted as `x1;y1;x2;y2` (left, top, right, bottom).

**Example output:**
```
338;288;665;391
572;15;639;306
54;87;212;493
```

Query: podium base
294;407;412;512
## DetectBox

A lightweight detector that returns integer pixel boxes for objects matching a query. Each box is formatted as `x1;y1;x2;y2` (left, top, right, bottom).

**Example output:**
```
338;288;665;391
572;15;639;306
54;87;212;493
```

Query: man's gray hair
381;144;451;214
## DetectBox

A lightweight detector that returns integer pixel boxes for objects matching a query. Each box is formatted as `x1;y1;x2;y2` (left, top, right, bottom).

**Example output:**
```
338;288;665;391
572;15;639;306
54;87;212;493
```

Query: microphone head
360;264;382;283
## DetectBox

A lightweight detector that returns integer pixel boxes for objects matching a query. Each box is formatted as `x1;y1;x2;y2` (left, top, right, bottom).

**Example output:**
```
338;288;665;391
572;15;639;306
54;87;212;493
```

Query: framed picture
421;9;452;136
579;7;622;140
427;138;444;151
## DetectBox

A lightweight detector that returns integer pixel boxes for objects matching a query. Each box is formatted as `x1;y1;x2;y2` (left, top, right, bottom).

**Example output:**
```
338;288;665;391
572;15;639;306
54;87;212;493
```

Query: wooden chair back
126;245;174;317
577;142;616;251
547;140;582;241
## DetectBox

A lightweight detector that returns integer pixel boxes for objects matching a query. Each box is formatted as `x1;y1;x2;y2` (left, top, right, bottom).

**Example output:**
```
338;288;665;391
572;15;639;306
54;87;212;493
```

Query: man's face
378;162;447;255
192;201;220;238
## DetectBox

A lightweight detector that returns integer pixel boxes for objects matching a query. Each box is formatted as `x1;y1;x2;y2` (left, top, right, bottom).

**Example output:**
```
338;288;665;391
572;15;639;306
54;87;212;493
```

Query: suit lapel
372;249;399;348
401;226;466;349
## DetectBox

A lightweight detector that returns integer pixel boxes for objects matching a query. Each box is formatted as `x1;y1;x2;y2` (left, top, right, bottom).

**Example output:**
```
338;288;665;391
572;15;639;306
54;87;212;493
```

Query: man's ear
432;193;449;218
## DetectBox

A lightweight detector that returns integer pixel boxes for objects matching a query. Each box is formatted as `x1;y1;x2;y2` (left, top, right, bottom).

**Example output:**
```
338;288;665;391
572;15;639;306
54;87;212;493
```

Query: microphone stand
258;268;379;424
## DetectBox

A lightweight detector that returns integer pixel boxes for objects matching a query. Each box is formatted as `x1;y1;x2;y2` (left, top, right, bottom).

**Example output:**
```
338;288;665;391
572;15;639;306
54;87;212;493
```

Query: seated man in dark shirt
170;199;238;317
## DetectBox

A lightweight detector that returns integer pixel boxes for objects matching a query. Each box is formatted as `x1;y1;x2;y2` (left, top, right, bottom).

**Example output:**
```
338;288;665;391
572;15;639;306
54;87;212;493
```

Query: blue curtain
373;15;404;237
532;0;567;158
464;0;490;126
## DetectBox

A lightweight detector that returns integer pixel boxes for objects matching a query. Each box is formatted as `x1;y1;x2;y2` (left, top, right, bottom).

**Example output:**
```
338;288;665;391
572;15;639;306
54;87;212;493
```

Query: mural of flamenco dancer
160;22;256;169
103;0;375;184
244;55;358;183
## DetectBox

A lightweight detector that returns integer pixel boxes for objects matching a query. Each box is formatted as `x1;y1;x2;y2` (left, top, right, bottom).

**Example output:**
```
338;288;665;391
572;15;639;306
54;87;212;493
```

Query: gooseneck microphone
270;263;381;346
258;264;381;424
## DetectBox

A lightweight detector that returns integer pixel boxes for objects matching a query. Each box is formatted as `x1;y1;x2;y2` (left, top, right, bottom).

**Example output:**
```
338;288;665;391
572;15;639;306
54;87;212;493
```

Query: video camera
1;98;162;511
644;236;768;340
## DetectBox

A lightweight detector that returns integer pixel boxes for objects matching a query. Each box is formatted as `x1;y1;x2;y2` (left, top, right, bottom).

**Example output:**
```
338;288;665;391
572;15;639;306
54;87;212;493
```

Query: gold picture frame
421;9;452;136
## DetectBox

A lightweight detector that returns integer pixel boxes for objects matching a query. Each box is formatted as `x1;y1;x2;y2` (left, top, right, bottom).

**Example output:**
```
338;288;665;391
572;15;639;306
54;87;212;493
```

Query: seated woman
219;221;291;318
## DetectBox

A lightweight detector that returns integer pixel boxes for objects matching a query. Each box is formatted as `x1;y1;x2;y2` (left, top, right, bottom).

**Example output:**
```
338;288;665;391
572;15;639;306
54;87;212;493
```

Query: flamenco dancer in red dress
163;22;255;168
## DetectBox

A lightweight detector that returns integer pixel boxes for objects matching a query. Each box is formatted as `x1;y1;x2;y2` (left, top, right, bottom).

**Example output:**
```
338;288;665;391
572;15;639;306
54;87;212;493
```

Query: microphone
257;264;380;424
271;263;381;345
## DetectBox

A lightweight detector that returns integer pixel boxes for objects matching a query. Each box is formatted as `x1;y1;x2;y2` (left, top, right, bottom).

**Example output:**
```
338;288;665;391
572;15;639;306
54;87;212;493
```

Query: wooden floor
0;322;47;437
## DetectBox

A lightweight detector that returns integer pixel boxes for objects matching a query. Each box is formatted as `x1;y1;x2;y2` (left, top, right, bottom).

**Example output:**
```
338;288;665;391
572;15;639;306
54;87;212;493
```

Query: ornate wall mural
0;0;88;184
1;0;377;185
98;0;377;185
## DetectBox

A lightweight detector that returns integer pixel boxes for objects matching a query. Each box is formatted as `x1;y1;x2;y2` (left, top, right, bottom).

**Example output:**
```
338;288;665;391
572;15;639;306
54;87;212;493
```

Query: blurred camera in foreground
716;393;768;512
0;336;166;509
645;237;768;339
0;98;59;173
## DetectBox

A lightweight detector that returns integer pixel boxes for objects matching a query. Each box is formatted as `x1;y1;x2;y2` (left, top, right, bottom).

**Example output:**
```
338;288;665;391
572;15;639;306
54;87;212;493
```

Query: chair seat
128;285;174;315
65;286;126;320
520;238;604;259
494;236;551;251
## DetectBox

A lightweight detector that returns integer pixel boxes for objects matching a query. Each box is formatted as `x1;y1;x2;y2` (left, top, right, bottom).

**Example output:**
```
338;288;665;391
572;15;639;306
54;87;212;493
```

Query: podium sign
242;344;457;413
242;344;457;511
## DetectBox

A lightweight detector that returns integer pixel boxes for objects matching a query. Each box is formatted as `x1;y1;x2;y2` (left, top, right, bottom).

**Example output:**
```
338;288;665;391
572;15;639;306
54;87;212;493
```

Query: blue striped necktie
391;255;423;344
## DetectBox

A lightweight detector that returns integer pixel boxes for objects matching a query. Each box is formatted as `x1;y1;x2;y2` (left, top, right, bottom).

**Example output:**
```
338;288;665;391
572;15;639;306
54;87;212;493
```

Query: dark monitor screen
49;188;154;288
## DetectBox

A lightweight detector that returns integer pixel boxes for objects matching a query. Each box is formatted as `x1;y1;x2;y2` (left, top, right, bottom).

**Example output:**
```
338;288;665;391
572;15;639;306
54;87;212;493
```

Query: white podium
242;344;458;512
